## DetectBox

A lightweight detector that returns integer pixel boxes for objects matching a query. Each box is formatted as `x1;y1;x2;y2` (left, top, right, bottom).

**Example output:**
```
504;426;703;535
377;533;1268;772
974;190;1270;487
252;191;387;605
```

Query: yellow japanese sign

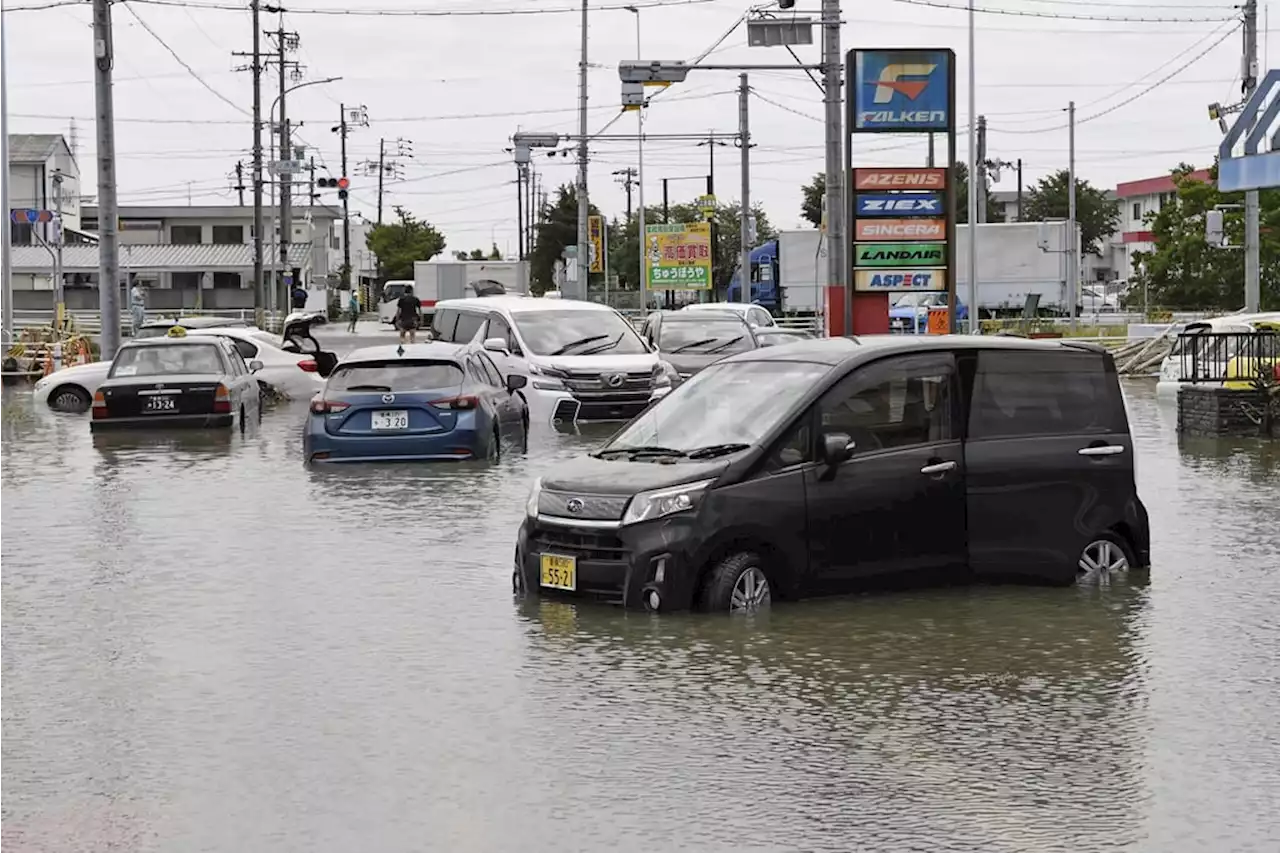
588;215;605;274
644;222;712;289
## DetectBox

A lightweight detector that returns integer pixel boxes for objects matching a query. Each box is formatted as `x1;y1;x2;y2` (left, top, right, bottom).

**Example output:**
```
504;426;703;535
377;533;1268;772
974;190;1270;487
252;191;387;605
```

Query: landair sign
855;193;943;216
851;50;951;132
854;269;947;292
854;218;946;241
854;242;946;267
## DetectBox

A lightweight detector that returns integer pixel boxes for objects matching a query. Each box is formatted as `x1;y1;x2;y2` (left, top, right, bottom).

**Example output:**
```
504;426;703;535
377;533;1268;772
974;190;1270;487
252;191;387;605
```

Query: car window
968;350;1122;439
487;314;521;355
326;360;465;392
453;312;487;345
763;410;813;471
222;337;258;360
476;353;504;387
382;283;407;303
657;321;754;355
819;353;955;455
513;309;649;356
432;309;458;342
223;345;244;376
464;356;488;386
750;307;774;326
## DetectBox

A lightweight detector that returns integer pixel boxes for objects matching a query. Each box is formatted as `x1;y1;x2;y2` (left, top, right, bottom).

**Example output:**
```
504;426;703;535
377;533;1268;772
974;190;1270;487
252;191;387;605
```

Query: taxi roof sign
166;325;188;338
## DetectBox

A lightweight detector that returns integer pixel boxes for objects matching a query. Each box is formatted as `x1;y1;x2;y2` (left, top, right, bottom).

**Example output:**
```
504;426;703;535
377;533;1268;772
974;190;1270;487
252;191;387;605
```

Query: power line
4;0;720;15
886;0;1236;24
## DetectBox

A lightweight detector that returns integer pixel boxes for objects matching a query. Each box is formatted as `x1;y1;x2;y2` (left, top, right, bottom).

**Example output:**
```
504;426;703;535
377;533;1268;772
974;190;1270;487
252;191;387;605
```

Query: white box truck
378;260;530;323
954;221;1079;313
775;229;826;314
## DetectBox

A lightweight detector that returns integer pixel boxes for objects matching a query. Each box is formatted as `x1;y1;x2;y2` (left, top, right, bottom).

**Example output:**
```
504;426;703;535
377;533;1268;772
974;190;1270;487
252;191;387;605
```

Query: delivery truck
378;260;531;324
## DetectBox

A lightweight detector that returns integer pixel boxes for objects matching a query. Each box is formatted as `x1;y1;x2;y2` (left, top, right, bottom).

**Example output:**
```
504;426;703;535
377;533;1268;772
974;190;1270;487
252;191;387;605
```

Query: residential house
1111;168;1212;281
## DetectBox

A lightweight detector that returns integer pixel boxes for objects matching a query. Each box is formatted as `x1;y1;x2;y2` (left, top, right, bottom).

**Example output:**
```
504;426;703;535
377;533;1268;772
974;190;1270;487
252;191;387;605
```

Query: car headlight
654;362;676;387
529;365;566;391
525;477;542;518
622;479;713;526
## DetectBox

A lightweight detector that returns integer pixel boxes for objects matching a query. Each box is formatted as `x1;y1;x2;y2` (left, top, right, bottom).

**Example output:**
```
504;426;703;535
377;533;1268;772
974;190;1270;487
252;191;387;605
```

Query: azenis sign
853;168;947;191
854;218;945;241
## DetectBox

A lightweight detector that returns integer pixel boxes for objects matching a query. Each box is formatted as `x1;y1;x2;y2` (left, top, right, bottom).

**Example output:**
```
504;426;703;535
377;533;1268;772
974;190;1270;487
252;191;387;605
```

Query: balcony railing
1176;331;1280;384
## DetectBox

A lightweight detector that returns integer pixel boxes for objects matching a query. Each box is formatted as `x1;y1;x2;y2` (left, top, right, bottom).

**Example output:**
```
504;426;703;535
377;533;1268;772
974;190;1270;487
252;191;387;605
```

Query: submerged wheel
699;552;772;614
239;406;247;434
1076;532;1135;586
49;384;90;412
487;429;501;462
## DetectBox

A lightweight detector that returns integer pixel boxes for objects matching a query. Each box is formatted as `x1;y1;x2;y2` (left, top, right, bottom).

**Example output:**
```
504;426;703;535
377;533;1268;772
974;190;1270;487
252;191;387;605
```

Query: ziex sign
853;50;951;132
854;218;946;241
853;168;946;190
854;242;946;267
856;193;943;217
854;269;947;292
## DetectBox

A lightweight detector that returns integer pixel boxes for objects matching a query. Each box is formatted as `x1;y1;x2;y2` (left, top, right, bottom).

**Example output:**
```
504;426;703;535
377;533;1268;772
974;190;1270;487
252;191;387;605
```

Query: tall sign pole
966;0;978;333
1;9;13;347
739;73;752;304
1243;0;1261;312
575;0;590;301
822;0;845;324
92;0;121;357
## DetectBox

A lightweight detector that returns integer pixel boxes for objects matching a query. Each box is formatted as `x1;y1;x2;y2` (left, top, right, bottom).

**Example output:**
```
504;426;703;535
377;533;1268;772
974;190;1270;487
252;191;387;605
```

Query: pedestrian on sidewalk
347;289;360;333
291;283;308;312
395;285;421;345
129;282;146;336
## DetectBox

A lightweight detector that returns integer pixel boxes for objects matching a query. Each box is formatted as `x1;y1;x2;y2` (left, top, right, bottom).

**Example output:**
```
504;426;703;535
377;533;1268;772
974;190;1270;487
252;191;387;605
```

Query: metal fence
1177;331;1280;383
3;309;288;340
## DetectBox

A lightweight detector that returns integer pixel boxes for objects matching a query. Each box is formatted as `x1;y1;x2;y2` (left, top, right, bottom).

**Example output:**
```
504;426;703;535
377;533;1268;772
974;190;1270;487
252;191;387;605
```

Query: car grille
529;525;629;563
560;369;654;404
538;489;629;521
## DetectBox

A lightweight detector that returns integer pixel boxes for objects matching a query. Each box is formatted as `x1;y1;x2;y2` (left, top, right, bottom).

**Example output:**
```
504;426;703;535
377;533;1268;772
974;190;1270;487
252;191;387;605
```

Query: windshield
604;360;830;453
382;283;409;302
658;321;754;355
326;360;464;392
514;309;649;356
110;344;224;377
893;293;944;309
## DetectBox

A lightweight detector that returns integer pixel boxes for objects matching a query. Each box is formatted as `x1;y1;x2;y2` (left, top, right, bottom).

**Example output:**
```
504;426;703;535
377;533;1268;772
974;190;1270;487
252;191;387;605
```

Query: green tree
607;199;776;297
1130;162;1280;310
454;245;504;260
365;206;446;280
530;184;601;295
1021;169;1120;255
801;164;997;226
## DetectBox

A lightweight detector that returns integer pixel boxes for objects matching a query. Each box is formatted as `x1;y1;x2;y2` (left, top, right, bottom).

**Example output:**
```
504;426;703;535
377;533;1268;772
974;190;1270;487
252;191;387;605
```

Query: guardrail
1177;331;1280;384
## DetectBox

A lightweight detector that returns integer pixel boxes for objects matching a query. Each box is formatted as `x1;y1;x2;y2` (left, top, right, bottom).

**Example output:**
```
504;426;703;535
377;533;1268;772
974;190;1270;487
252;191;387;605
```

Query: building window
211;225;244;244
212;272;242;289
1132;202;1142;222
10;223;33;245
172;272;202;289
171;225;202;245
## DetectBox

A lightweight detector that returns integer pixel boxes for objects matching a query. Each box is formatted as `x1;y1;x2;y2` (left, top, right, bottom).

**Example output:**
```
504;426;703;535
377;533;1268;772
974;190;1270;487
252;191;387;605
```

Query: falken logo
860;62;946;126
858;197;942;214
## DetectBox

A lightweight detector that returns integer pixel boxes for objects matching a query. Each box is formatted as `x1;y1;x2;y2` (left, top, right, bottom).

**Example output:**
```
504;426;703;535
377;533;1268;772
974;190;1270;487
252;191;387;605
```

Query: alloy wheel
1077;539;1131;585
730;566;771;613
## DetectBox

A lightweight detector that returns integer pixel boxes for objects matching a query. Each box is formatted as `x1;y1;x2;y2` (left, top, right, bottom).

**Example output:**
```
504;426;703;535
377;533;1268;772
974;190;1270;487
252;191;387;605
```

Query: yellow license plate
539;554;577;591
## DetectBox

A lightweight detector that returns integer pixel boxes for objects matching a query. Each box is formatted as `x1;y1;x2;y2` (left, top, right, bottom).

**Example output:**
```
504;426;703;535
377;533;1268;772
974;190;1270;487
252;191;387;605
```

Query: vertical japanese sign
644;222;712;289
588;215;605;274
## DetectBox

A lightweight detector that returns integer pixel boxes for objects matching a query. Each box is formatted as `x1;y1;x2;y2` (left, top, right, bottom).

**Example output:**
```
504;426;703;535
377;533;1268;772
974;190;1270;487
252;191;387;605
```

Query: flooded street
3;371;1278;852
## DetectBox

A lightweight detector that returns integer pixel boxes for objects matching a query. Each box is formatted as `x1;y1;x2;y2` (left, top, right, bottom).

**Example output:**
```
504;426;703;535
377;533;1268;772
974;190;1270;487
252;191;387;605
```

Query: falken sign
852;50;951;132
854;242;946;267
855;193;943;217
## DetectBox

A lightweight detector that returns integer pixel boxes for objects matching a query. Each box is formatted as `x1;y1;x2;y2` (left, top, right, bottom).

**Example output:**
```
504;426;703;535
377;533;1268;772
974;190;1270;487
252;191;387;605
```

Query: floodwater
2;366;1278;852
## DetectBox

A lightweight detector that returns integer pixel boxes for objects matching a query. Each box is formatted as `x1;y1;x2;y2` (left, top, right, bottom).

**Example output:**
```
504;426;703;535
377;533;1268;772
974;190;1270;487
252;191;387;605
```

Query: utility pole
308;157;315;207
337;104;351;289
516;164;526;261
232;1;265;326
361;136;410;228
526;164;537;258
1244;0;1261;312
821;0;845;328
1067;100;1078;334
739;73;751;306
267;21;300;315
975;115;988;224
1016;158;1023;221
575;0;590;301
966;0;979;334
52;171;65;331
377;138;386;224
92;0;121;357
1;9;12;347
614;168;637;219
234;160;246;205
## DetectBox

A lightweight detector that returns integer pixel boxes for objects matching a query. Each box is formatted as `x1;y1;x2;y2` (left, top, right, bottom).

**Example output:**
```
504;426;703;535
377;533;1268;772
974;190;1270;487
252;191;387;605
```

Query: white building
1109;168;1211;282
7;133;83;246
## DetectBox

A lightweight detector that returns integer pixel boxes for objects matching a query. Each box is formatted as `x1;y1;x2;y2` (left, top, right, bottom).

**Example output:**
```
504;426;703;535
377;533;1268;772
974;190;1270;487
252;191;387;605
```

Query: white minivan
429;296;671;425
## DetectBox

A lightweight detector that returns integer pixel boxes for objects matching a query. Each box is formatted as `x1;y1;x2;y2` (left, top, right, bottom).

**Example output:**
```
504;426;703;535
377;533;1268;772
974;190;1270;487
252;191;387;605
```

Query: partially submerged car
639;310;760;386
90;329;263;431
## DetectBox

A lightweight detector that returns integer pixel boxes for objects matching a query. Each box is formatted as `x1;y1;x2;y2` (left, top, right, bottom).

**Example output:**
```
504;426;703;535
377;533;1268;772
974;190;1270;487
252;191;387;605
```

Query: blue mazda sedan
303;342;529;463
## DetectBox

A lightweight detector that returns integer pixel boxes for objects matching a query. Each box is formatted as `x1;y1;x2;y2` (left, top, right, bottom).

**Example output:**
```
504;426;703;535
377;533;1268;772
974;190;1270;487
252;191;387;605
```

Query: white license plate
144;396;177;412
371;409;409;430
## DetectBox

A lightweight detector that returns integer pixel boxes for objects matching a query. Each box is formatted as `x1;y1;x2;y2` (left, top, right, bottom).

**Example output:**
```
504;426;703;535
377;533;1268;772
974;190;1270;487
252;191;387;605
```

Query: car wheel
49;384;91;412
520;412;530;453
1076;531;1135;586
487;429;501;462
699;552;772;614
239;405;247;434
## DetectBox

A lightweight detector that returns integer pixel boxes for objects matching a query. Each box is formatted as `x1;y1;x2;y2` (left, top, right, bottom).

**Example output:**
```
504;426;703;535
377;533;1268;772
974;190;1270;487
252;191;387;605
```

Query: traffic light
778;0;795;7
317;176;350;200
337;176;349;201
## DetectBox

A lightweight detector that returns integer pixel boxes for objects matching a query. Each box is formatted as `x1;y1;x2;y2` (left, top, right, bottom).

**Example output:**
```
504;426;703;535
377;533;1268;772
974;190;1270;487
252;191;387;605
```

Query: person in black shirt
395;285;422;343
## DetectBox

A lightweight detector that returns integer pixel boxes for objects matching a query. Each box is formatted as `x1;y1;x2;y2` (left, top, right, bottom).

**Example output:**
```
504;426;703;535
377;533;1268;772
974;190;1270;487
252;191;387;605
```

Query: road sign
854;268;947;292
269;160;305;175
644;222;712;290
696;194;717;218
853;242;947;267
9;208;54;224
588;215;605;274
854;218;946;241
853;167;946;190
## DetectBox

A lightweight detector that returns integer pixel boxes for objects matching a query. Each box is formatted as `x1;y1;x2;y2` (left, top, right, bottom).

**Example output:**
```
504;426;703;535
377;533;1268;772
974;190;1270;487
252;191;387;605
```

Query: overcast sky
3;0;1259;254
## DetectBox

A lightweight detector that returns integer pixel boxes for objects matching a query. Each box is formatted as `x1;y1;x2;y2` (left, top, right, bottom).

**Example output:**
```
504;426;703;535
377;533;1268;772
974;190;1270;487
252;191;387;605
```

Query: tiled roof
7;133;66;163
10;242;314;273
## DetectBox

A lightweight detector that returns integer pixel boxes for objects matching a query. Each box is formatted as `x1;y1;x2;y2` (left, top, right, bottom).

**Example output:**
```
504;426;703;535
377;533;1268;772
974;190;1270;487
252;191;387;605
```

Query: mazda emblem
382;393;395;404
605;373;626;388
566;498;585;514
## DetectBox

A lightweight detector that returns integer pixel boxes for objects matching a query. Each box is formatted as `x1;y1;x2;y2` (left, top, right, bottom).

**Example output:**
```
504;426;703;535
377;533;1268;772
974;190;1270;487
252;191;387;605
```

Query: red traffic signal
337;177;350;190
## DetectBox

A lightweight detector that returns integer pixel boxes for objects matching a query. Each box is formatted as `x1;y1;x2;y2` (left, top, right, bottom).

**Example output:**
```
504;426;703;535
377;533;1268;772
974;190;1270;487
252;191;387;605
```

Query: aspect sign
854;268;947;292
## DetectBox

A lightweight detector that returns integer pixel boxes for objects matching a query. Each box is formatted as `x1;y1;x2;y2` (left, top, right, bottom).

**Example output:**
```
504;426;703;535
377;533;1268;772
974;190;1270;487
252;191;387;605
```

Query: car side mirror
248;359;264;373
506;374;528;393
821;432;854;466
483;336;509;355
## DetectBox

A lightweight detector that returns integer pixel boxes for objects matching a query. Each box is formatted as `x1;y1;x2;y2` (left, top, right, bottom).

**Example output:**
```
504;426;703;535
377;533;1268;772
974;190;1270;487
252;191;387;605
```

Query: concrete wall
1178;386;1277;438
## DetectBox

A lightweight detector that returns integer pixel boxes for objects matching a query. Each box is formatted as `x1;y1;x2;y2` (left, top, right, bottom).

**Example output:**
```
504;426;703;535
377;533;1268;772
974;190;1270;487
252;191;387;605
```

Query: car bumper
514;513;703;612
304;423;487;462
90;413;234;431
524;387;669;427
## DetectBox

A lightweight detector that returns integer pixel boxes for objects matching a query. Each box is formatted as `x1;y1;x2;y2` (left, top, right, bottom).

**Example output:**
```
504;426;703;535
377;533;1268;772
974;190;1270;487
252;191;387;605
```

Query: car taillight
310;399;351;414
91;390;107;419
213;383;232;414
297;359;318;372
1273;362;1280;382
430;395;478;410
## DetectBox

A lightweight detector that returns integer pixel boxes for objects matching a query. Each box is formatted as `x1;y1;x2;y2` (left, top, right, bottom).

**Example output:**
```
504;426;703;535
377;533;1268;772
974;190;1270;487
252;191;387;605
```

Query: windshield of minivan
604;360;830;453
514;309;649;356
658;320;754;355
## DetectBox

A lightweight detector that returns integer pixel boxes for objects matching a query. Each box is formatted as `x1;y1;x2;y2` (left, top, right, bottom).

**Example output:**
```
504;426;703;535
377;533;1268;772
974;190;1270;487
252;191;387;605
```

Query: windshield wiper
592;445;687;458
669;337;718;354
549;334;609;356
579;332;625;355
685;442;750;459
703;335;745;354
343;384;392;392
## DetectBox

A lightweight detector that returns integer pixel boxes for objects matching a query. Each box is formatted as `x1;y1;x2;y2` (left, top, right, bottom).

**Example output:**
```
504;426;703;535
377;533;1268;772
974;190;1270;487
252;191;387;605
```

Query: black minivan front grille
529;526;628;563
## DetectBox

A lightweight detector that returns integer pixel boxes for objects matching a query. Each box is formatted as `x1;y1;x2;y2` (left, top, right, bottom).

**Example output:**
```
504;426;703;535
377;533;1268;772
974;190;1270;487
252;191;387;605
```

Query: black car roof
717;334;1107;367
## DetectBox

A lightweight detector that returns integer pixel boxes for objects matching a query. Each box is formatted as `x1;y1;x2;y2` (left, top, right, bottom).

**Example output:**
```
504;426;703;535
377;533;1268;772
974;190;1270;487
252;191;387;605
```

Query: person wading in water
395;284;422;344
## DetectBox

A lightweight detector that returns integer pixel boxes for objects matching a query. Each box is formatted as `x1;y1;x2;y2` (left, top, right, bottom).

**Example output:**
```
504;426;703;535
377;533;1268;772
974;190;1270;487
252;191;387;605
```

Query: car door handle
920;461;957;475
1078;445;1126;457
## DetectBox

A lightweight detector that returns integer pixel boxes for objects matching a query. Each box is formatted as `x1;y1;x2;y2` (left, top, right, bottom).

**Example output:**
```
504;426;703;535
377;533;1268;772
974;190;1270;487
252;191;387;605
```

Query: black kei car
640;310;760;385
515;335;1151;613
90;331;263;431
